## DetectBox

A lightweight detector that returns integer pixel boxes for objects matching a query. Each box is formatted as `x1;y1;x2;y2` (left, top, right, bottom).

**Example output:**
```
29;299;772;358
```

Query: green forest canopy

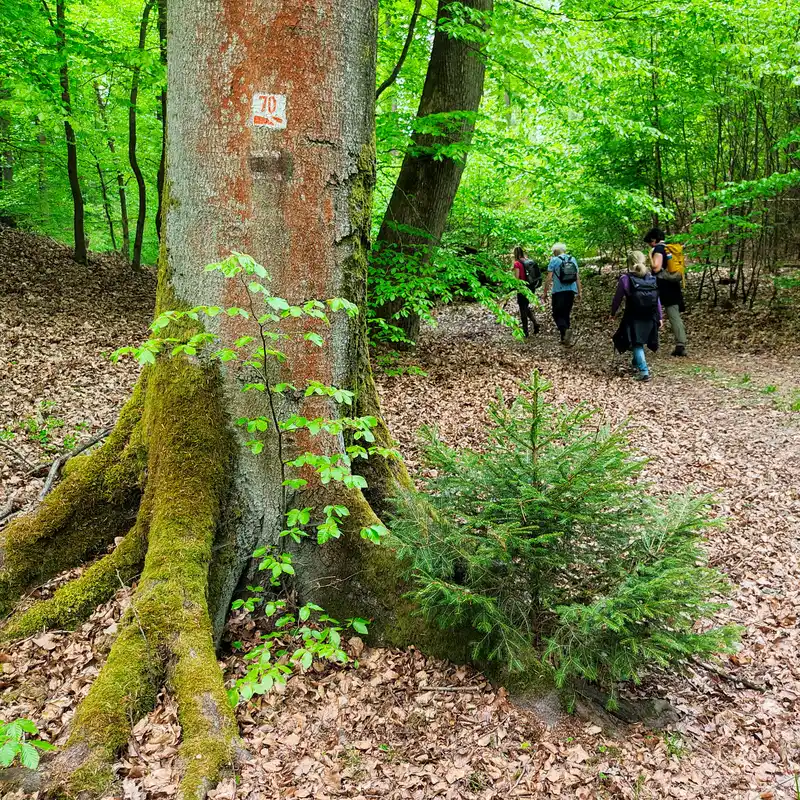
1;0;799;295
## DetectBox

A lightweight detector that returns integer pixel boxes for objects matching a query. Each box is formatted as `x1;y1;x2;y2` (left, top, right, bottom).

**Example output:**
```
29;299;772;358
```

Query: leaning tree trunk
374;0;491;343
0;1;454;798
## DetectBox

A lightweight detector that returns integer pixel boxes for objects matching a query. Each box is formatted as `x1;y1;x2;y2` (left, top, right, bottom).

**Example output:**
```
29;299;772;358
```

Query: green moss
59;623;159;797
305;484;470;663
1;522;147;642
0;380;148;617
52;357;238;798
140;357;238;798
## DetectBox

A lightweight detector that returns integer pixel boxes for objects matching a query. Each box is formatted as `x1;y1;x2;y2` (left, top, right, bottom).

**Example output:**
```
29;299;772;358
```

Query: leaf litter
1;232;800;798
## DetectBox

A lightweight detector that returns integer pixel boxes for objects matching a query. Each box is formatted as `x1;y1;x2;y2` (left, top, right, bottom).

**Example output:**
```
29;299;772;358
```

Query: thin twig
39;428;111;500
414;685;483;693
692;657;767;693
0;490;21;525
0;439;37;471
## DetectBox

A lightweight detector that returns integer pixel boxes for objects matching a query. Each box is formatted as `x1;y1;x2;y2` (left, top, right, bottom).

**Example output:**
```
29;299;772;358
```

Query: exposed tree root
0;380;148;617
298;483;471;663
0;522;147;641
47;359;239;799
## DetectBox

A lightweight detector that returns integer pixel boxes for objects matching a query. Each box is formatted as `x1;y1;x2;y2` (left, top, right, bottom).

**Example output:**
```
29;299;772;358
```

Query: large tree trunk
373;0;491;343
0;1;453;797
129;0;154;270
56;0;87;264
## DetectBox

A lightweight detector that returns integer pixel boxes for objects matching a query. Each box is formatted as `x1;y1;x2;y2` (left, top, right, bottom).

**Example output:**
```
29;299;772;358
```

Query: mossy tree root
0;522;147;642
0;380;148;617
48;359;239;800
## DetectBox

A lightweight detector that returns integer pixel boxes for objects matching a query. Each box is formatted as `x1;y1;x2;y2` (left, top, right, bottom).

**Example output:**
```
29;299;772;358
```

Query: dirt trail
2;233;799;799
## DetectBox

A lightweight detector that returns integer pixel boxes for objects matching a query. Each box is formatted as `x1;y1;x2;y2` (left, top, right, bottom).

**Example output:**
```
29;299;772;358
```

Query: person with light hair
610;250;663;382
542;242;581;345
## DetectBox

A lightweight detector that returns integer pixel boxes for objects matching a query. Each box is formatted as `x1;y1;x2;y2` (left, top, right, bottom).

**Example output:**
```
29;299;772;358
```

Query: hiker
542;243;580;345
512;246;541;336
644;227;687;356
610;251;663;382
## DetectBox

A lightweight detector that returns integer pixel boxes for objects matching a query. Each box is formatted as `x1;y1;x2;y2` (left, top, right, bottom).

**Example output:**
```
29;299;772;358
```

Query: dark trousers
551;291;575;339
517;294;539;336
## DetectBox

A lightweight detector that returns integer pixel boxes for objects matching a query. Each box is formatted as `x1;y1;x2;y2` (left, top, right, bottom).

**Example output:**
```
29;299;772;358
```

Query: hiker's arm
650;249;663;272
610;276;626;316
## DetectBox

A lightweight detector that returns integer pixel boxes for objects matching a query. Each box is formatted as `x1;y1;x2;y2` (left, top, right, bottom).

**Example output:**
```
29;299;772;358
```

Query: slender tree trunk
1;2;451;797
375;0;422;100
0;88;12;190
129;0;155;270
94;155;118;250
94;83;131;261
155;0;167;240
374;0;492;343
55;0;87;264
649;32;666;227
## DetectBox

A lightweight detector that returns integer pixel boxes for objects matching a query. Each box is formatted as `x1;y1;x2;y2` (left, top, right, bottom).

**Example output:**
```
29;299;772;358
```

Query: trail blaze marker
252;93;287;129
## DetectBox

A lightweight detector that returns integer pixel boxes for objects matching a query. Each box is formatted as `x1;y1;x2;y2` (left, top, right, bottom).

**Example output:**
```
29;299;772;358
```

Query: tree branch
0;439;36;471
39;428;112;500
376;0;423;100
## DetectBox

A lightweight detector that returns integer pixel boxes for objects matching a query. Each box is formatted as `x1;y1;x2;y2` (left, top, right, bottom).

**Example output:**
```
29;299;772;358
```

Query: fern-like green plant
388;372;739;696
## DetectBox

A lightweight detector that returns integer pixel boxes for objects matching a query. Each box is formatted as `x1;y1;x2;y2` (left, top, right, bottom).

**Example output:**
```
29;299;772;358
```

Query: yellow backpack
665;243;686;285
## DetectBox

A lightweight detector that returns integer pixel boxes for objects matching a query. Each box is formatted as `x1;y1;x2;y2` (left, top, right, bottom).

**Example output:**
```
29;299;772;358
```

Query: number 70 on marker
251;93;287;129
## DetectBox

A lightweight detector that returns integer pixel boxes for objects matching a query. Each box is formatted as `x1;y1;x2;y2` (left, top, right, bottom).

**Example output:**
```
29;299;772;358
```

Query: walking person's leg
562;292;576;345
631;344;650;380
517;294;530;337
551;292;567;341
528;305;540;334
665;304;687;355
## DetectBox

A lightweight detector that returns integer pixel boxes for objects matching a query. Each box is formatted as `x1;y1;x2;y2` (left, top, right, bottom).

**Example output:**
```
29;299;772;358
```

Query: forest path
376;299;800;799
1;234;799;799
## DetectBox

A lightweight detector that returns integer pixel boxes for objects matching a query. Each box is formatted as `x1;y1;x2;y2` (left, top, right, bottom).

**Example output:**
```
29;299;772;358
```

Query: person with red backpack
513;246;541;337
611;251;663;382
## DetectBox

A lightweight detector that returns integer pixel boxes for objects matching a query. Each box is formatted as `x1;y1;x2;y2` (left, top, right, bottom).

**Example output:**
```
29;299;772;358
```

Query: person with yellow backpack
644;227;687;356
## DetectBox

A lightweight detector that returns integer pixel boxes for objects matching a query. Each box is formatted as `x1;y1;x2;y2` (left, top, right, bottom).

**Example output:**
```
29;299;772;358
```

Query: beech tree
0;0;445;796
374;0;492;342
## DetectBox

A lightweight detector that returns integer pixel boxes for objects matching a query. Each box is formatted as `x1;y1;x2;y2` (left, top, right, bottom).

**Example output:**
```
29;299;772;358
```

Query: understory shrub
388;373;739;697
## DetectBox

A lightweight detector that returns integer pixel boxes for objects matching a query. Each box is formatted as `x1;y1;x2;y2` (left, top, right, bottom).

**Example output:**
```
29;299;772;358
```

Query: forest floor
2;226;800;800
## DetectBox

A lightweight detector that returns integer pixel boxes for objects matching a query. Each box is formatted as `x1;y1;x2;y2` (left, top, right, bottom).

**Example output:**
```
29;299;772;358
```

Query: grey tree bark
374;0;492;343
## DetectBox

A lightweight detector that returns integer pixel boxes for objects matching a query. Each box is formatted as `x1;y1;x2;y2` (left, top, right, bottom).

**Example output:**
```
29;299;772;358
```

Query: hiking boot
564;329;575;347
533;324;541;335
671;345;687;357
635;373;652;383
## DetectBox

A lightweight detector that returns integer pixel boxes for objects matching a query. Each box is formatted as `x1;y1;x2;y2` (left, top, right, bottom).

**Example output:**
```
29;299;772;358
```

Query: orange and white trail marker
251;93;287;129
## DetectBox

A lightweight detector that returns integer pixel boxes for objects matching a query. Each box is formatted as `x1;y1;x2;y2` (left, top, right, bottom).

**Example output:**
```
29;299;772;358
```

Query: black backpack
557;255;578;284
628;273;659;319
522;258;542;291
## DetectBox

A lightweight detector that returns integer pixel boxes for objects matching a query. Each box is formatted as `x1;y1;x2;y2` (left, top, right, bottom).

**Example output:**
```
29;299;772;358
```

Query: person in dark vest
644;227;687;356
512;246;541;337
542;242;581;346
611;251;663;382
